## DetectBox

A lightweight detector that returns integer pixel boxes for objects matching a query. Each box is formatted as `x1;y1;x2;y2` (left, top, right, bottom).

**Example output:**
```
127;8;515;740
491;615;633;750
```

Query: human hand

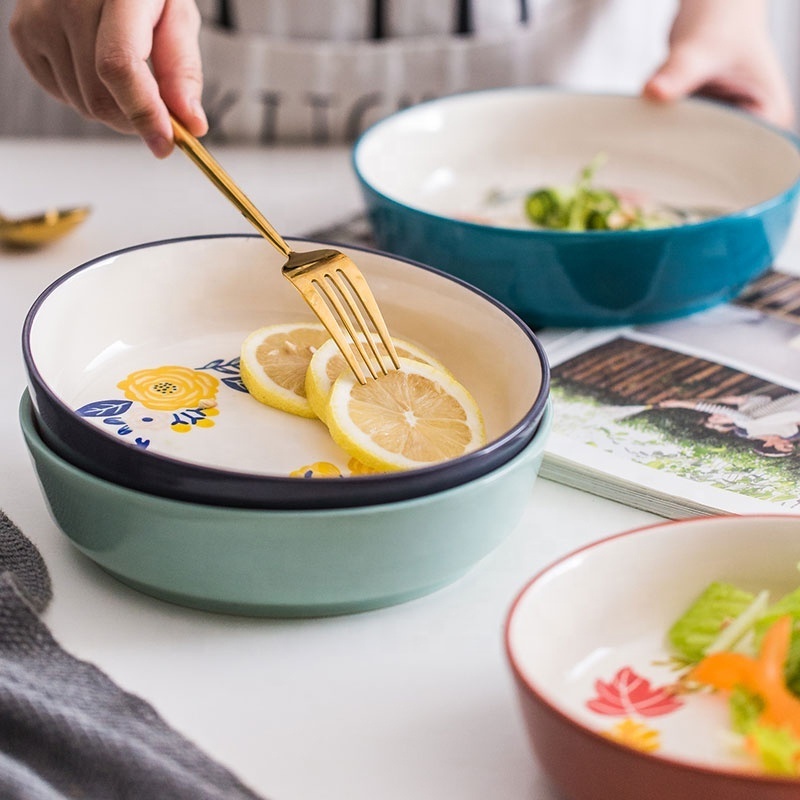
754;434;795;456
10;0;208;157
642;0;794;129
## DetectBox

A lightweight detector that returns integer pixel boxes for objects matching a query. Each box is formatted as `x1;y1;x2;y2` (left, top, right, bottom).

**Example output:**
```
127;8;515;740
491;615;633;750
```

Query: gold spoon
0;206;91;249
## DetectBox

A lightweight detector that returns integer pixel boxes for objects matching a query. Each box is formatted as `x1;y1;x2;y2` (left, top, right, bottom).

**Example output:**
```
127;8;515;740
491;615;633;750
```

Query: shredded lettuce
729;685;800;776
728;686;763;734
748;724;800;776
756;587;800;694
756;587;800;634
668;582;756;662
788;635;800;697
669;579;800;777
707;590;770;655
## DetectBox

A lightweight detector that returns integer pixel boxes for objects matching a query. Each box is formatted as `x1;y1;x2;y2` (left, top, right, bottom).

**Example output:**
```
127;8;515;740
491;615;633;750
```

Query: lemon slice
305;335;449;423
326;357;486;471
241;322;330;418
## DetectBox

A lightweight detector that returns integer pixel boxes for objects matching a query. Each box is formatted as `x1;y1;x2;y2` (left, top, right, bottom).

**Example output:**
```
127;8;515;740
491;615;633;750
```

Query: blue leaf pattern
76;400;132;417
223;376;248;393
198;357;241;376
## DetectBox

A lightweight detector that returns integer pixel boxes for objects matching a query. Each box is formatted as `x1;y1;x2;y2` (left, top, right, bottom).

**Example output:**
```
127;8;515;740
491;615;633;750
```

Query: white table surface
2;136;777;800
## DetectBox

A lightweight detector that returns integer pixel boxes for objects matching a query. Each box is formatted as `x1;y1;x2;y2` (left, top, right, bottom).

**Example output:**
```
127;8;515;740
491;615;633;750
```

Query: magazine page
539;270;800;518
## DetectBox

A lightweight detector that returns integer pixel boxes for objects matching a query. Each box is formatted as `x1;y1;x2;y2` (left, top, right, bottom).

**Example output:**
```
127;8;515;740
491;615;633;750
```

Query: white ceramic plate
24;235;549;507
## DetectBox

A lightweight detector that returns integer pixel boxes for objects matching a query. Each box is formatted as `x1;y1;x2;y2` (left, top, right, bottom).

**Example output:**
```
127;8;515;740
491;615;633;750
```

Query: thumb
151;0;208;139
643;49;708;104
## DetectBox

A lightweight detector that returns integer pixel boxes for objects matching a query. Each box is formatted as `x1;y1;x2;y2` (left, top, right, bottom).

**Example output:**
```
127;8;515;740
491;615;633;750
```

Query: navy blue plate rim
22;233;550;510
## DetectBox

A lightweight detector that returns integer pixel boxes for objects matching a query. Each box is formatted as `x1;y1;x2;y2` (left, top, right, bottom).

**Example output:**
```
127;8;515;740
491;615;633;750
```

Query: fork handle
170;115;292;258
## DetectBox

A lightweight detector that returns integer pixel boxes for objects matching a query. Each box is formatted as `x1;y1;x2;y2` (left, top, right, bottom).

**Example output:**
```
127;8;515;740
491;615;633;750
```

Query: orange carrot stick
690;651;759;690
690;615;800;737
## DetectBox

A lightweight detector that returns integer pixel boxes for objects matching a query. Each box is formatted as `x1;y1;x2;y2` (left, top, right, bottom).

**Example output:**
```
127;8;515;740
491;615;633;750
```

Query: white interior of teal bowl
27;236;544;477
507;515;800;774
355;90;800;223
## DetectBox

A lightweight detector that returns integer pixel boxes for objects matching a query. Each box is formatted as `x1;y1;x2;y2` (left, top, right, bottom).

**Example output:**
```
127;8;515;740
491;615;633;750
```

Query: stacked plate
21;234;551;616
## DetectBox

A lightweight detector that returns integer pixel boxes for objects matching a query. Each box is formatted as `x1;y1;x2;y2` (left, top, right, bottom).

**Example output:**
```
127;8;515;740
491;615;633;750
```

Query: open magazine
538;269;800;518
308;214;800;519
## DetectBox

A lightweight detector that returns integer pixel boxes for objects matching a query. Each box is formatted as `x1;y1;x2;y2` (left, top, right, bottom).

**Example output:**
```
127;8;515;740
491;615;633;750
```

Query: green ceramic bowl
21;390;552;617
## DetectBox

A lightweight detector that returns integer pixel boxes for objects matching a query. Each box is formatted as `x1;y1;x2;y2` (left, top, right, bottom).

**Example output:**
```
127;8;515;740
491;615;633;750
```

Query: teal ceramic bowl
21;390;552;617
353;89;800;327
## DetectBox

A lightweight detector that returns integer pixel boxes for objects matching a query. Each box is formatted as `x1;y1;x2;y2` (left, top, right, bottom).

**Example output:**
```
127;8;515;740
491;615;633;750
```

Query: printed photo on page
540;270;800;518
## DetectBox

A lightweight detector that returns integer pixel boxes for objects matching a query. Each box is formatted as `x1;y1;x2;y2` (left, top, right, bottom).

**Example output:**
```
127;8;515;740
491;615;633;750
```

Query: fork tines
284;249;400;384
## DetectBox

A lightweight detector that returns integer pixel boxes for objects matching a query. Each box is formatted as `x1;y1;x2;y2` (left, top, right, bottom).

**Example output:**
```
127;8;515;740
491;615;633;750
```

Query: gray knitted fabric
0;510;264;800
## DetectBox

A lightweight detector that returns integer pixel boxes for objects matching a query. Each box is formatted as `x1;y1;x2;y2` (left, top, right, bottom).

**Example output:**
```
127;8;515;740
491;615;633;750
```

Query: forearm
672;0;771;42
674;0;769;24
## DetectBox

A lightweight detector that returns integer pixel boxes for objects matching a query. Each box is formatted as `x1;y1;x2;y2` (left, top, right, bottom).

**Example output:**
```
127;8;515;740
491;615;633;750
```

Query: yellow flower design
602;718;661;753
290;462;343;478
118;366;220;411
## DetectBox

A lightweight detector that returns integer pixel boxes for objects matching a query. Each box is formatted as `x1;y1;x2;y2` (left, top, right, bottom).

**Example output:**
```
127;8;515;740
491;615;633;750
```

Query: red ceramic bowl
505;514;800;800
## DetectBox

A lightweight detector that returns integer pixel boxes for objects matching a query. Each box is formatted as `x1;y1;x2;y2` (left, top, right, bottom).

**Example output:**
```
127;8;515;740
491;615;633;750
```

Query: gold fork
170;115;399;384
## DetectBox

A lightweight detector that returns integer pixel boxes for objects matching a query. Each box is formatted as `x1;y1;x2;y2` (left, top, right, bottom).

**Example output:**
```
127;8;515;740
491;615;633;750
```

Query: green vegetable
729;685;764;734
668;578;800;777
757;587;800;694
670;580;800;689
668;581;756;662
523;153;675;232
748;724;800;776
729;682;800;776
525;189;566;229
756;587;800;634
